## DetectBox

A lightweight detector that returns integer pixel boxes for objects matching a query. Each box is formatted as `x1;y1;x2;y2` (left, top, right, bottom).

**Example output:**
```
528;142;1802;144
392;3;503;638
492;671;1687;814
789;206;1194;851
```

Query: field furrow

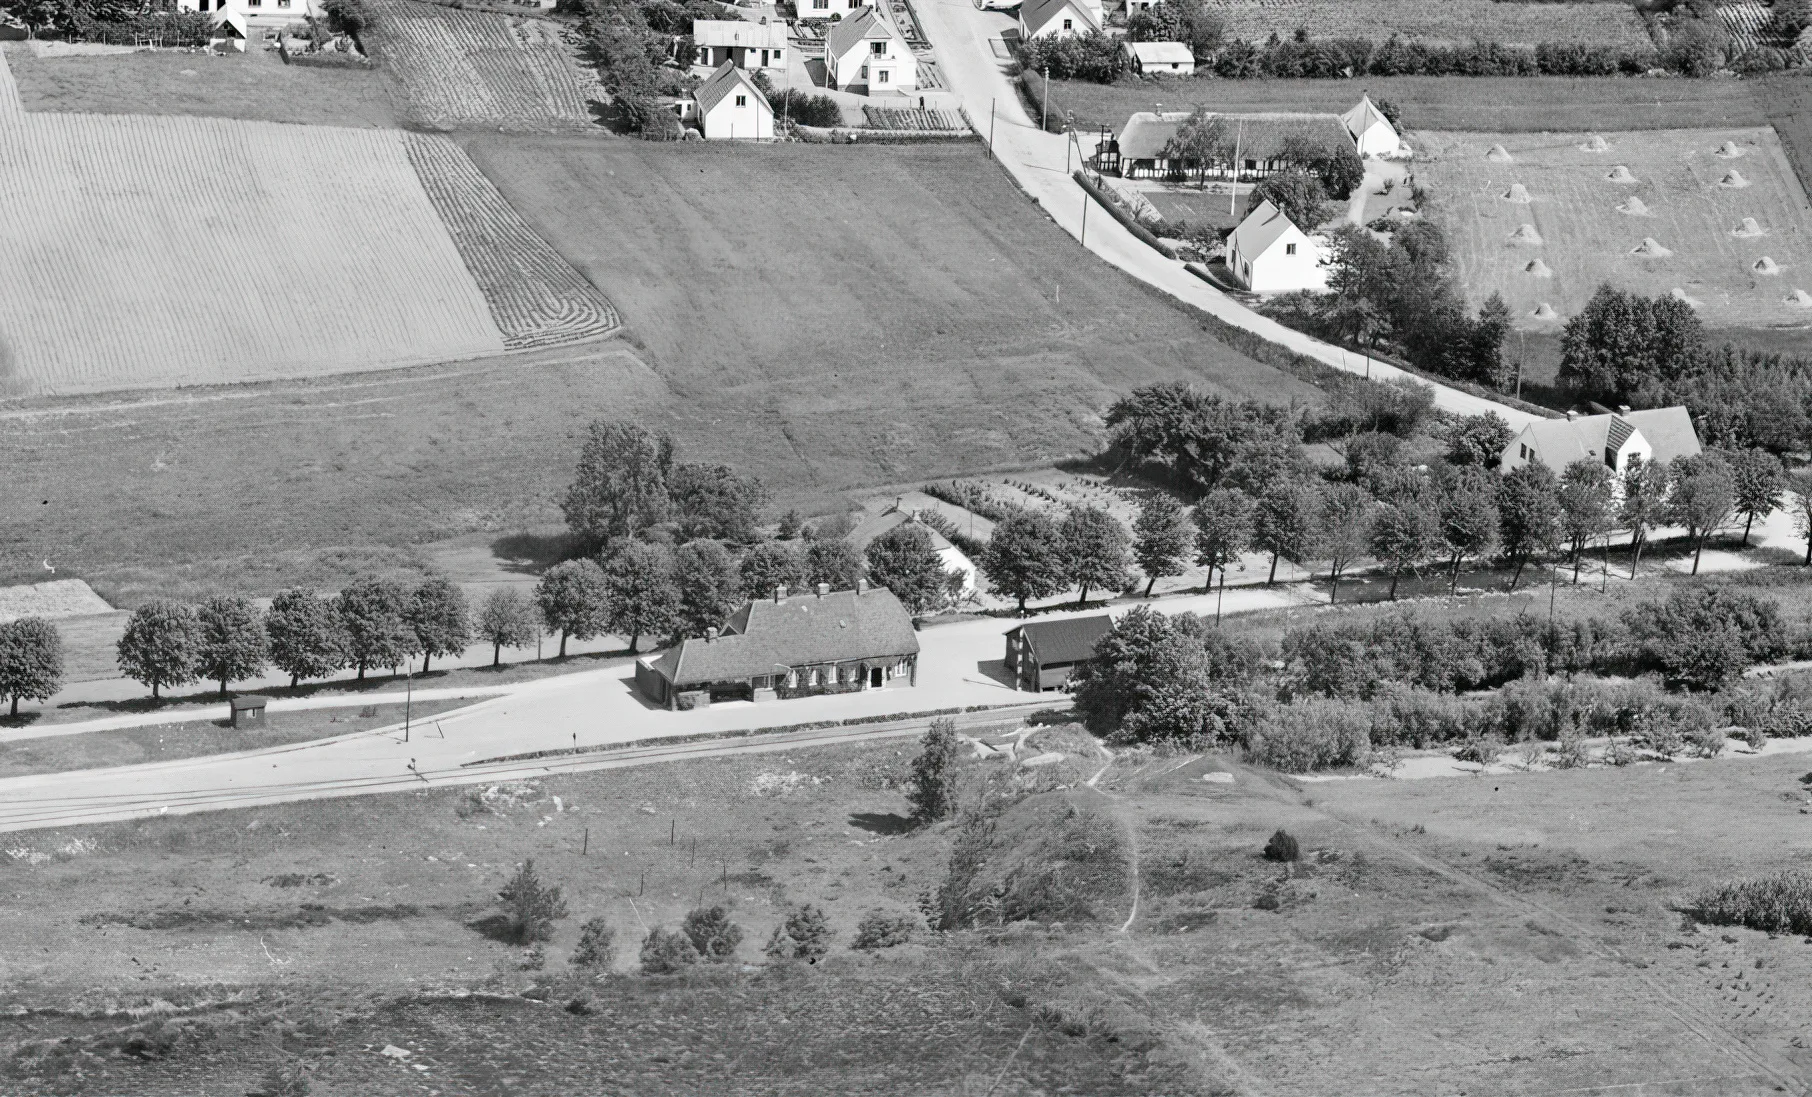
364;0;589;128
1203;0;1656;49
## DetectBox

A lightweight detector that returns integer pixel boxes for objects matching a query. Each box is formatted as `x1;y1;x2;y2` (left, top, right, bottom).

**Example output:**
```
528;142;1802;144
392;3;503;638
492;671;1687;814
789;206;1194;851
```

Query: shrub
906;717;962;825
1453;732;1502;766
1625;588;1788;689
764;903;833;961
1019;30;1128;82
493;859;568;944
772;89;843;128
639;926;698;973
1262;829;1299;863
1366;684;1481;749
570;916;616;970
852;909;918;950
681;905;743;961
1688;871;1812;935
1685;724;1729;759
1243;698;1371;773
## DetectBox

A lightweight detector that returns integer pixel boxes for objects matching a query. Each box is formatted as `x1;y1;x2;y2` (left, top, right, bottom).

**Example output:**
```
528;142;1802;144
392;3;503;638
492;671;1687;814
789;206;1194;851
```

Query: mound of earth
1606;165;1636;183
1507;223;1543;246
1732;217;1766;238
1755;256;1781;274
1716;140;1746;158
929;789;1132;929
1525;258;1553;277
1631;237;1673;257
1579;135;1610;152
1618;196;1651;216
1502;183;1532;203
1670;287;1701;307
1532;302;1559;319
1486;143;1513;162
1721;170;1751;188
1786;288;1812;308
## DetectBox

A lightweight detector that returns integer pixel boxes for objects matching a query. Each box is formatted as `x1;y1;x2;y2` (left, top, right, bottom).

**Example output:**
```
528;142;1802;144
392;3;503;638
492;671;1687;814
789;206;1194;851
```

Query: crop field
405;133;619;348
1202;0;1656;49
1415;127;1812;330
364;0;590;129
1721;0;1772;56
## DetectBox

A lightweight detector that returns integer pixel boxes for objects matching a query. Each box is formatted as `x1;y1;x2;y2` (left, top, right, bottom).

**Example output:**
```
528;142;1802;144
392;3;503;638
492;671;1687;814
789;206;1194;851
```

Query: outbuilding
691;61;774;140
1226;199;1329;293
1004;614;1113;692
230;694;270;728
1122;41;1194;76
692;18;788;71
1341;94;1403;159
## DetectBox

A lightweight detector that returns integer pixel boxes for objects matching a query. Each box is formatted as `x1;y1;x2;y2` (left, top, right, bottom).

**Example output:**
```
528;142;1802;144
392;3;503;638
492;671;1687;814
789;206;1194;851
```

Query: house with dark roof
1004;614;1113;692
691;61;774;140
692;18;788;72
1020;0;1100;39
1499;407;1701;479
635;581;920;709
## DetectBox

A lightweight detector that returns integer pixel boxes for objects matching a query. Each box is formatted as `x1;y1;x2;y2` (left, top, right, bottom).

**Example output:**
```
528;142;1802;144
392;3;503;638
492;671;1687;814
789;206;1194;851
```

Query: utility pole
1041;65;1048;132
1080;190;1088;246
404;664;412;743
989;97;996;155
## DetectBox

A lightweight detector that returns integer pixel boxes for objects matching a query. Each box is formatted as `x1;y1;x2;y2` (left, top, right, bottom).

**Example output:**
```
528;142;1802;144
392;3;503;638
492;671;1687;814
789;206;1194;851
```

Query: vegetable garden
1201;0;1656;50
363;0;590;128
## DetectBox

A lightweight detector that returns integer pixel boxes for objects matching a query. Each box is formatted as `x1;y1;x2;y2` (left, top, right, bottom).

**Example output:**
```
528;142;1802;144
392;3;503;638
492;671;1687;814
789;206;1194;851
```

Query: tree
1558;285;1708;404
1496;462;1560;590
739;540;806;600
535;559;611;658
1619;455;1669;579
601;541;679;653
560;421;675;547
1556;460;1613;583
776;509;804;540
1317;483;1375;603
1132;494;1189;597
495;859;568;944
672;540;741;637
1059;506;1131;606
476;587;540;668
681;905;743;961
195;595;268;696
266;589;346;688
1435;467;1500;594
639;927;698;973
336;575;419;679
1668;451;1737;575
670;463;769;543
1159;108;1234;187
906;716;961;825
1729;448;1785;546
803;538;863;592
570;917;616;971
981;511;1066;614
1252;479;1321;585
1369;473;1439;600
116;600;200;701
1105;383;1299;493
1250;167;1332;231
1792;468;1812;566
1192;488;1255;594
865;524;950;615
1071;608;1253;745
406;577;469;673
0;617;63;718
765;903;834;961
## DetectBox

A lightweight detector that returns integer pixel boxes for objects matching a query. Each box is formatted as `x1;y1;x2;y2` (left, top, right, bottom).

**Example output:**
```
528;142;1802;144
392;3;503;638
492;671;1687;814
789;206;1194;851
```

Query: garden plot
364;0;590;128
1201;0;1655;49
0;580;111;624
1414;127;1812;330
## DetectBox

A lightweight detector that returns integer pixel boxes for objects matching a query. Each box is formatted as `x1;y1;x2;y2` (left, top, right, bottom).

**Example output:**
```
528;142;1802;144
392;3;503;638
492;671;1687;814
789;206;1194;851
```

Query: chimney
1566;410;1579;421
775;584;788;603
1617;405;1631;415
705;626;718;643
858;578;869;596
817;582;830;598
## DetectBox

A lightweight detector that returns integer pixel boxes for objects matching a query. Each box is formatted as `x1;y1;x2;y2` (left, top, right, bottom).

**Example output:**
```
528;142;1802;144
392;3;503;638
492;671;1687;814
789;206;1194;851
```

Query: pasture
1202;0;1655;49
363;0;591;129
1415;127;1812;330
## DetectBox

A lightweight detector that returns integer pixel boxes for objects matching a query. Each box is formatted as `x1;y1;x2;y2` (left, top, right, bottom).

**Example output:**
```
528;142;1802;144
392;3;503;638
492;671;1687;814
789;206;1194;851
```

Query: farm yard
1415;127;1812;331
1201;0;1656;49
363;0;591;129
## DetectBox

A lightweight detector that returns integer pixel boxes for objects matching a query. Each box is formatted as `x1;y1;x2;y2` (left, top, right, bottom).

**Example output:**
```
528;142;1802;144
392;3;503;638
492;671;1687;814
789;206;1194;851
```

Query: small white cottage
1340;94;1402;159
1122;40;1193;76
1019;0;1099;39
824;7;917;94
692;61;774;140
1226;200;1328;293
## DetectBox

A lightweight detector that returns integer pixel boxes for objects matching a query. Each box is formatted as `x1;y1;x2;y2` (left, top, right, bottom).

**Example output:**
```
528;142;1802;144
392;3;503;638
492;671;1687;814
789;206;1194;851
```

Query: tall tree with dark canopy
1558;285;1708;404
1435;467;1500;594
1105;383;1299;493
1668;451;1737;576
476;587;541;668
670;463;769;543
1729;448;1785;545
1252;479;1321;585
117;600;201;701
1791;468;1812;566
196;595;268;696
739;540;806;601
905;716;961;826
0;617;63;718
601;541;680;653
982;510;1066;614
1072;608;1255;745
1496;462;1560;590
1192;488;1254;593
266;589;346;688
865;524;950;615
406;577;470;673
1059;505;1131;606
535;559;611;658
1132;494;1190;597
1557;459;1613;583
1249;167;1332;231
1317;483;1375;603
1619;456;1669;579
1369;471;1439;599
337;575;419;680
803;539;864;592
560;421;675;548
673;540;742;637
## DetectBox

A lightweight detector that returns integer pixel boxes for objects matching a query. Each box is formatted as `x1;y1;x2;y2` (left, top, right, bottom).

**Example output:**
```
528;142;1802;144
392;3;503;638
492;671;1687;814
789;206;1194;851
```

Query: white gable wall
1021;0;1093;38
701;92;774;139
1352;118;1401;158
1230;227;1327;293
827;34;918;91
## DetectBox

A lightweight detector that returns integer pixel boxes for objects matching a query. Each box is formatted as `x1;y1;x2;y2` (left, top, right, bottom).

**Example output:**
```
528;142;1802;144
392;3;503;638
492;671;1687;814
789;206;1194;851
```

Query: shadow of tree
849;812;915;836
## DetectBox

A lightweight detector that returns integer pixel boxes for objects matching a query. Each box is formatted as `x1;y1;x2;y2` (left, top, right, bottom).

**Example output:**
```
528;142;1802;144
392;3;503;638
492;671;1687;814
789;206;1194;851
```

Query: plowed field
364;0;590;129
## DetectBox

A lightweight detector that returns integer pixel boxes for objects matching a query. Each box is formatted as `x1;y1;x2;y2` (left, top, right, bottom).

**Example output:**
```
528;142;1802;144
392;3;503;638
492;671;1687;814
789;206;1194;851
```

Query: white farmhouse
1499;407;1701;478
825;7;917;94
177;0;311;36
1019;0;1099;39
796;0;863;19
692;61;774;140
1226;200;1328;293
692;19;788;72
1341;94;1403;158
1122;40;1193;75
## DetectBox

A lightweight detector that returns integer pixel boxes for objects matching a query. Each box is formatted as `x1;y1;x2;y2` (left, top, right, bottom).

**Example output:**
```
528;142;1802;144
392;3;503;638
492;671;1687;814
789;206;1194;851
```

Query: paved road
912;0;1544;428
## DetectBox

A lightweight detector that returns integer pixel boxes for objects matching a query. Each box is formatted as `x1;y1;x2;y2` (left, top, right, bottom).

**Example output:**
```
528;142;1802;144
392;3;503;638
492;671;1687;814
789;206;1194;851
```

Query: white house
1226;200;1328;293
1019;0;1099;39
824;7;917;94
692;19;787;72
796;0;863;19
1122;40;1193;76
692;61;774;140
176;0;311;35
1500;407;1701;478
1341;94;1402;159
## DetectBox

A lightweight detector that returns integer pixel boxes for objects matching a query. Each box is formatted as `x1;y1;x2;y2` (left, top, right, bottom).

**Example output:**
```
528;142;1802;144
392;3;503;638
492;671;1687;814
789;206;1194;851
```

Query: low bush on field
772;89;842;128
570;917;616;970
927;792;1132;929
852;909;918;950
1242;697;1370;773
1688;872;1812;935
682;905;744;961
1263;829;1299;863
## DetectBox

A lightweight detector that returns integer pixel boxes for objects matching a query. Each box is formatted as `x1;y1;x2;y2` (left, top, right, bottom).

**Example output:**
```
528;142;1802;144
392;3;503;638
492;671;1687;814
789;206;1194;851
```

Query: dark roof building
1005;614;1113;692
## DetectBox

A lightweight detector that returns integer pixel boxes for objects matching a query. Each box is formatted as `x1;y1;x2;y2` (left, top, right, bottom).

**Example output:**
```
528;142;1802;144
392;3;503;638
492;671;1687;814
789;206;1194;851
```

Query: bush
906;717;961;825
852;909;918;950
483;859;568;945
1685;724;1729;759
570;917;616;970
681;905;743;961
1243;698;1371;773
639;926;698;973
764;903;833;961
772;89;843;128
1625;588;1788;690
1688;871;1812;935
321;0;368;37
1019;29;1128;82
1262;829;1299;863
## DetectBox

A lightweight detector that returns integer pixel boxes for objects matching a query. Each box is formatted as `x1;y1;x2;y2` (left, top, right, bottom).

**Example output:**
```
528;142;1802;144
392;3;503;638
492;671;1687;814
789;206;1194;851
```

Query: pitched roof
1113;110;1349;163
692;18;788;49
1021;0;1099;36
1010;614;1113;666
826;6;902;58
1340;95;1393;138
1621;407;1702;463
1230;199;1303;259
649;586;919;687
1124;41;1192;65
693;60;769;115
1508;407;1701;469
845;510;958;556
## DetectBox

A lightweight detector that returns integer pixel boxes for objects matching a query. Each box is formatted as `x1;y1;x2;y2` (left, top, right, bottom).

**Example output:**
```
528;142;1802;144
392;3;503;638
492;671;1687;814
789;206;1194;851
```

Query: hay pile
1755;256;1781;275
1532;302;1558;319
1507;223;1543;246
1501;183;1533;203
1486;143;1513;162
1617;196;1651;216
1732;217;1765;238
1670;287;1702;307
1606;165;1636;183
1715;140;1746;159
1579;135;1610;153
1786;288;1812;308
1721;170;1751;188
1525;258;1553;277
1631;237;1673;258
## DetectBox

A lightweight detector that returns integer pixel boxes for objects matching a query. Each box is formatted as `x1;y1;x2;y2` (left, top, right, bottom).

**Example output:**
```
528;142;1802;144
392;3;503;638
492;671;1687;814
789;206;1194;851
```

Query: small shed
1123;41;1194;76
230;694;270;728
1005;614;1113;692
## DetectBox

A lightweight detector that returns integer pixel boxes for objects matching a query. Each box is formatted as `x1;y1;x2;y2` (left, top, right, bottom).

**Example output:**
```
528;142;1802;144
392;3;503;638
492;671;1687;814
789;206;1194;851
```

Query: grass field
1202;0;1655;49
364;0;591;129
1416;127;1812;330
0;42;399;127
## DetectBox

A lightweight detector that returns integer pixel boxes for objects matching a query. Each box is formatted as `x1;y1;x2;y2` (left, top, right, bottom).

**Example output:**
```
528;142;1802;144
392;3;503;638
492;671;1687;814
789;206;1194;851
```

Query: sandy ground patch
0;579;112;622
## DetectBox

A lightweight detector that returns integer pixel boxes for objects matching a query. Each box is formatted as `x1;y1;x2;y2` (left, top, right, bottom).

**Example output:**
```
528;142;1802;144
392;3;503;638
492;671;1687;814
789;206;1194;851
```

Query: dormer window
871;40;886;55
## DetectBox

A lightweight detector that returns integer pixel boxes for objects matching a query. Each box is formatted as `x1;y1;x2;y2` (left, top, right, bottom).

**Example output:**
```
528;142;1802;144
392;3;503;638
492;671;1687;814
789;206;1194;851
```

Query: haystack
1606;165;1636;183
1501;183;1533;203
1715;140;1746;158
1670;287;1702;307
1617;196;1651;216
1531;302;1559;319
1755;256;1781;275
1631;237;1673;258
1731;217;1765;237
1486;144;1513;163
1720;170;1751;188
1507;223;1543;246
1579;135;1610;152
1786;288;1812;308
1524;258;1553;277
